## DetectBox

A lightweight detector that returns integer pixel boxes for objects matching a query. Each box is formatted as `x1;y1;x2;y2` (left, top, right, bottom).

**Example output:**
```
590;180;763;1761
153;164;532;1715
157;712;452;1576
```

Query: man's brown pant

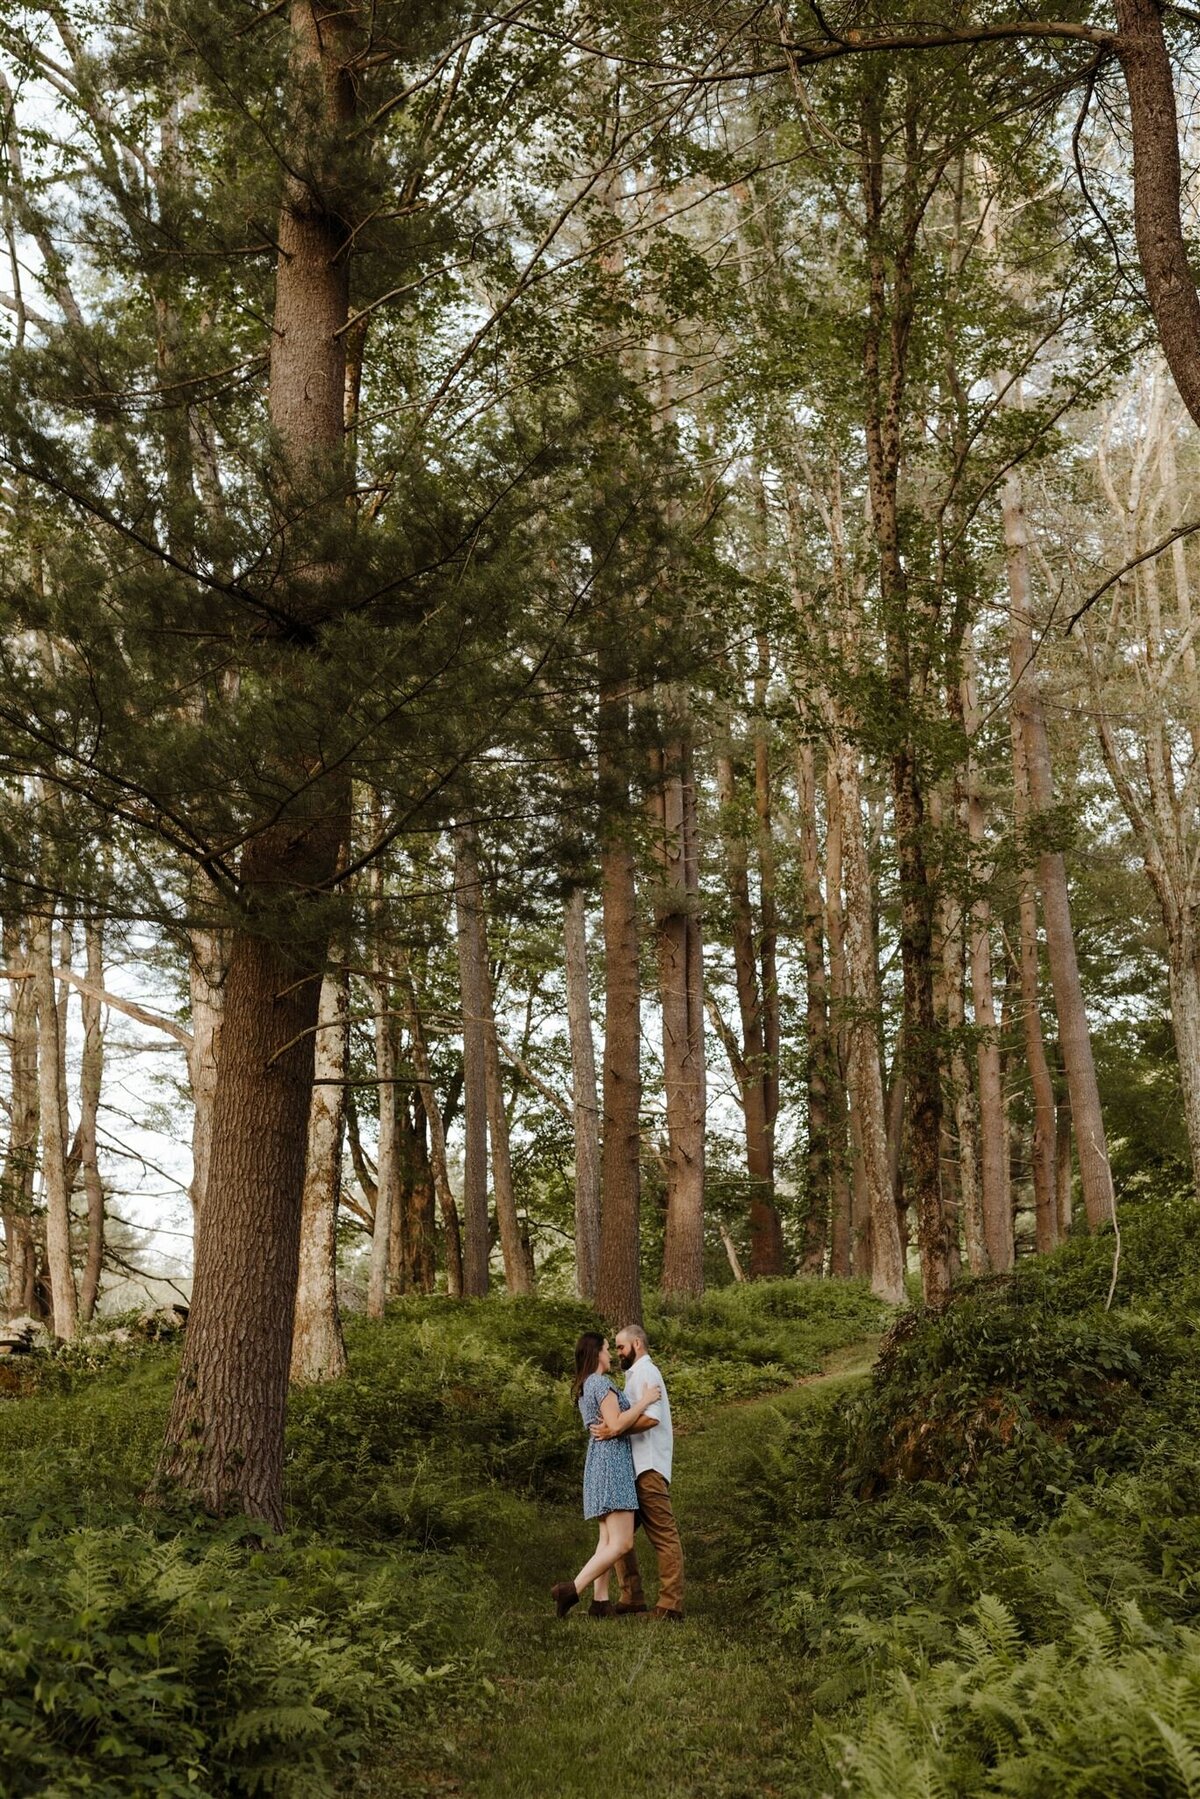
616;1470;684;1614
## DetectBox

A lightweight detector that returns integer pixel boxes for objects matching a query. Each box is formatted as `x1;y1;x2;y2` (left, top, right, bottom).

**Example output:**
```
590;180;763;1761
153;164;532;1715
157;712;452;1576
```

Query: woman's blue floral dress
578;1372;638;1519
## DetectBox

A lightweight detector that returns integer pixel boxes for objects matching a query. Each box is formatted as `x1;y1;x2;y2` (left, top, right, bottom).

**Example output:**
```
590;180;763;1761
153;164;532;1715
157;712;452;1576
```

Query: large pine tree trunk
563;887;601;1300
291;963;349;1383
833;736;906;1303
1002;473;1114;1230
596;679;643;1326
152;0;356;1530
652;735;706;1296
454;823;491;1297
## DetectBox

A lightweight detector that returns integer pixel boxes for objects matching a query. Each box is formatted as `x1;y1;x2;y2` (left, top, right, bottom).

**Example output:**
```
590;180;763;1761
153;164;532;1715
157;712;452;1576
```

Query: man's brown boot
648;1606;684;1622
551;1582;581;1619
611;1600;648;1616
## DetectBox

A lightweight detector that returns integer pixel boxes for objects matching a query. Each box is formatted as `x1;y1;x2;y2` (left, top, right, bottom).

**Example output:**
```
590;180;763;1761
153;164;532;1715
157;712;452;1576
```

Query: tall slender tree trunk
716;743;784;1276
797;740;832;1271
597;679;643;1326
406;1093;437;1293
932;792;986;1275
833;735;906;1303
32;910;75;1341
824;755;854;1277
2;920;39;1318
401;957;463;1297
77;917;105;1322
1010;695;1058;1251
564;887;601;1300
651;733;706;1296
291;962;349;1383
454;823;491;1297
186;919;227;1220
1002;472;1114;1230
153;0;357;1530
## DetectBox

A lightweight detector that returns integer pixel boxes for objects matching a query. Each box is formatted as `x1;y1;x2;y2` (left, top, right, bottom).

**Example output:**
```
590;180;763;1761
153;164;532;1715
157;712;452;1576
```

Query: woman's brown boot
588;1600;612;1618
551;1581;581;1618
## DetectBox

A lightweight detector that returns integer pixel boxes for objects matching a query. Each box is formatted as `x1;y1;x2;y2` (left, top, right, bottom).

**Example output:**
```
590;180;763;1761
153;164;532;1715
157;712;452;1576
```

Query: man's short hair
618;1323;648;1351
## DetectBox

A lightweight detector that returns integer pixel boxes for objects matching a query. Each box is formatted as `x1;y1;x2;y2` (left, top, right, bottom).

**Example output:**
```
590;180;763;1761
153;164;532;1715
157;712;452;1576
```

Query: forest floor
360;1338;881;1799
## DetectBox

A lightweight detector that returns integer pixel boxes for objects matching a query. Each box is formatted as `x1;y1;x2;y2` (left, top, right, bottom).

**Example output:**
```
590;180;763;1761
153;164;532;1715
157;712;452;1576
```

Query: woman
551;1331;661;1619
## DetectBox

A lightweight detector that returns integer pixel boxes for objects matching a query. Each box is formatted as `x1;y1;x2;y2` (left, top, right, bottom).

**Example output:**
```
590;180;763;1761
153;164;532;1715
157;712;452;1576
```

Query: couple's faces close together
596;1335;640;1376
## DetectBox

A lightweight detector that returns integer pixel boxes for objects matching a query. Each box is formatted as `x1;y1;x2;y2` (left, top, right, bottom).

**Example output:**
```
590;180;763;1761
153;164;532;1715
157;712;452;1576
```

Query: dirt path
362;1339;880;1799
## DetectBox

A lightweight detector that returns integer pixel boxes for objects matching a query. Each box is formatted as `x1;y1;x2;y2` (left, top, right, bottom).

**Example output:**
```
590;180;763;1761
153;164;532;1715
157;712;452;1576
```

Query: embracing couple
550;1324;684;1622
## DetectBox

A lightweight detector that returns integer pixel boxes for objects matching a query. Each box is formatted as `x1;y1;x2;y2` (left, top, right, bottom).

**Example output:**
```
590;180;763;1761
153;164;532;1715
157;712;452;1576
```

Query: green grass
0;1276;886;1797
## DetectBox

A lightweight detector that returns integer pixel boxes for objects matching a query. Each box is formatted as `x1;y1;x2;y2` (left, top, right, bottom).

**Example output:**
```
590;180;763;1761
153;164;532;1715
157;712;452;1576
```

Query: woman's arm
596;1383;661;1437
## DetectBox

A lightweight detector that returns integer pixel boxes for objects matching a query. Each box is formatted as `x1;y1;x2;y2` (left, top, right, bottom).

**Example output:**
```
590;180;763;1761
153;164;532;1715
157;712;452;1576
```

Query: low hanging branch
1064;519;1200;634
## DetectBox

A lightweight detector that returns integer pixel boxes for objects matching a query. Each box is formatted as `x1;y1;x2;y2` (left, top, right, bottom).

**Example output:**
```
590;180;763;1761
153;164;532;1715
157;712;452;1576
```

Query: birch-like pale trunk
291;963;349;1383
32;910;75;1340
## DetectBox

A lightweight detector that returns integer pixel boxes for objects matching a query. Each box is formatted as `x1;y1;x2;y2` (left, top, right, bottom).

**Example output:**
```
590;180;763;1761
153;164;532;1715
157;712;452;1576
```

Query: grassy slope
361;1340;882;1799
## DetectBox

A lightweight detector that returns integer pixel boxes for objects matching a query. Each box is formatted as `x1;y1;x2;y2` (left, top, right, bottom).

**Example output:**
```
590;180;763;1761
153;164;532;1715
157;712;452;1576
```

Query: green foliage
725;1195;1200;1796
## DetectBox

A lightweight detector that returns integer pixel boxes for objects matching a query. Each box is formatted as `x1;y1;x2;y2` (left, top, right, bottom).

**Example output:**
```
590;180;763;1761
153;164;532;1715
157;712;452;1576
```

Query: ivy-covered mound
729;1193;1200;1798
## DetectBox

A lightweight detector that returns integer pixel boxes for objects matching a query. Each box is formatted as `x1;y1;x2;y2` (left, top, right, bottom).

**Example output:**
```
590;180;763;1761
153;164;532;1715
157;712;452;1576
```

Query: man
590;1323;684;1621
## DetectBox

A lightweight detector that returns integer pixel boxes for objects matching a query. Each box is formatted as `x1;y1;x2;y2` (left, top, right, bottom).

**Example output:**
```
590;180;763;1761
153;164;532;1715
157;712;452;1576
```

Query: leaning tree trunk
651;732;706;1297
563;886;601;1300
1003;473;1114;1230
596;679;643;1326
291;962;349;1384
152;0;356;1531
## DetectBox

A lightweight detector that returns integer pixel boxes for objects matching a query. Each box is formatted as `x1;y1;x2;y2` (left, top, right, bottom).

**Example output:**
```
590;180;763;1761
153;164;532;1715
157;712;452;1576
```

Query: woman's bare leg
573;1511;636;1594
593;1518;611;1602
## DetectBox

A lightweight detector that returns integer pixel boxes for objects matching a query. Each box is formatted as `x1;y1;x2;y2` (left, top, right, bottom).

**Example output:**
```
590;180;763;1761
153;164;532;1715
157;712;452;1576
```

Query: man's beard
618;1349;635;1371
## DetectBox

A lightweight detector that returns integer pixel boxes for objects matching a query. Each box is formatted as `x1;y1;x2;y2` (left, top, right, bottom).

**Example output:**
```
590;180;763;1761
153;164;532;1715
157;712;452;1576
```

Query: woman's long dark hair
571;1332;605;1402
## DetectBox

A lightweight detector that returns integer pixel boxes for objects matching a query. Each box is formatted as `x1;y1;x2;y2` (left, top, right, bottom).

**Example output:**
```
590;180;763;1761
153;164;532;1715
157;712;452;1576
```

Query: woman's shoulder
582;1371;612;1396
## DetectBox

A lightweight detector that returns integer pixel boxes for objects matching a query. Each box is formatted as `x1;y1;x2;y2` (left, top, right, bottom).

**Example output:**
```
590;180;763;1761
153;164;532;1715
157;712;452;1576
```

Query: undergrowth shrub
728;1192;1200;1797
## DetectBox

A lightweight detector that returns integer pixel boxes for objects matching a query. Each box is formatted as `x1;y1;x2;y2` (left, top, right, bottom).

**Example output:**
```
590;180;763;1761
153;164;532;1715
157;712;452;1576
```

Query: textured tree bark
32;910;76;1340
833;735;906;1304
77;917;106;1323
563;887;601;1300
933;815;987;1276
400;958;463;1297
596;678;643;1326
291;963;348;1383
1054;1071;1074;1238
152;0;357;1530
1002;473;1114;1230
367;856;401;1320
454;822;491;1297
2;920;39;1318
1114;0;1200;432
651;733;706;1296
797;740;832;1272
716;744;784;1277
